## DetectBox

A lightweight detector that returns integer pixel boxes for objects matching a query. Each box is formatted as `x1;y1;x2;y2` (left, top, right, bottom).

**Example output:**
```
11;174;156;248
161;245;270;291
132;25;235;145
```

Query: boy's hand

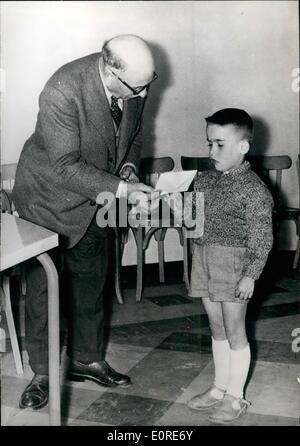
235;276;255;300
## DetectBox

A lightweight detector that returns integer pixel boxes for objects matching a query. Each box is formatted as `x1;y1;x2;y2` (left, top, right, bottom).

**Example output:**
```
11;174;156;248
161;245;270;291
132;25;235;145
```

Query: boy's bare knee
226;330;248;349
209;321;226;339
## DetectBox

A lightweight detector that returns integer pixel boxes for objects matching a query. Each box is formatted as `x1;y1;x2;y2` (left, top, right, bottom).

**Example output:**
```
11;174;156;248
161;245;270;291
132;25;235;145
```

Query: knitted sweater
191;161;274;280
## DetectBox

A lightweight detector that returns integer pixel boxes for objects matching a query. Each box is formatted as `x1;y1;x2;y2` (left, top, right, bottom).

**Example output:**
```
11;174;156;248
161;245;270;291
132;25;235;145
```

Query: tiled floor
1;253;300;426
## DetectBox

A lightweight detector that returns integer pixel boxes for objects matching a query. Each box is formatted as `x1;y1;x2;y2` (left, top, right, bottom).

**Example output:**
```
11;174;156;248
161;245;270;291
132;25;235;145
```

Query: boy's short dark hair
205;108;253;142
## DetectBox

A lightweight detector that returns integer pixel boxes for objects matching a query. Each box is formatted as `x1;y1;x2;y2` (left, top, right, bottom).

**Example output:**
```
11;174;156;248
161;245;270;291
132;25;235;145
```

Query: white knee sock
226;343;251;399
212;337;230;392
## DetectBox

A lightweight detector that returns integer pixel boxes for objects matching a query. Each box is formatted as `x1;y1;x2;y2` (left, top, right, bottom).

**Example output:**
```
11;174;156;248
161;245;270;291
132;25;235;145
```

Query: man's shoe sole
19;397;49;410
67;372;132;387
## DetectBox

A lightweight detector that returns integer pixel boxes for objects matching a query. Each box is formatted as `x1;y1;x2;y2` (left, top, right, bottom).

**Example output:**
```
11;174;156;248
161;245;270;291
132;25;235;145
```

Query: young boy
183;108;274;423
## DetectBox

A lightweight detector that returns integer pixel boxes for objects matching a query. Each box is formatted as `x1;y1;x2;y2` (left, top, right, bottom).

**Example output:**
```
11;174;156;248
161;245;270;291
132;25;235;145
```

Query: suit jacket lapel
84;55;116;160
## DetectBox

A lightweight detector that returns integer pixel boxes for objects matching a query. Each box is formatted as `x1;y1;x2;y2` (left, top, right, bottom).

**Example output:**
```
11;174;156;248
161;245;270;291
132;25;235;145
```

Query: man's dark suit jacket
12;52;145;248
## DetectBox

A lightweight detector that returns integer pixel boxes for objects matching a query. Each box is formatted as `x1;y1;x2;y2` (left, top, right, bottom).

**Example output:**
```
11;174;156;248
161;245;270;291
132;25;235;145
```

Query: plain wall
1;1;299;259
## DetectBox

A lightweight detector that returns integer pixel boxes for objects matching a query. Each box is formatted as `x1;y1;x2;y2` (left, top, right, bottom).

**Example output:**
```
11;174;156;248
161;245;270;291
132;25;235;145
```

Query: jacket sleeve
37;86;121;200
124;118;143;173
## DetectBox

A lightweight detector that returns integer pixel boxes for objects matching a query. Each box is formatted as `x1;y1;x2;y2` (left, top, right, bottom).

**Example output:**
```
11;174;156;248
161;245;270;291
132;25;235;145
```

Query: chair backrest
139;156;175;187
246;155;292;207
181;156;213;191
1;163;17;214
298;155;300;201
1;163;17;190
181;156;213;172
1;190;13;213
140;156;175;175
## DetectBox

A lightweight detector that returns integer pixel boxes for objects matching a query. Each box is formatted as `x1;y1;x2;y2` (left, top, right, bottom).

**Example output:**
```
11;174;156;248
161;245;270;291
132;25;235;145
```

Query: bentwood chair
247;155;300;269
180;156;214;282
1;163;27;294
115;156;190;302
293;155;300;269
181;156;214;176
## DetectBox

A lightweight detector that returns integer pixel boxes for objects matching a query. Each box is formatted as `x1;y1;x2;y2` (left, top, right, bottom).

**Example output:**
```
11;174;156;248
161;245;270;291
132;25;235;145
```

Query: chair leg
114;231;124;304
136;227;144;302
293;236;300;270
154;229;166;283
2;274;24;376
157;240;165;283
21;266;27;296
182;228;190;290
175;227;190;290
292;217;300;270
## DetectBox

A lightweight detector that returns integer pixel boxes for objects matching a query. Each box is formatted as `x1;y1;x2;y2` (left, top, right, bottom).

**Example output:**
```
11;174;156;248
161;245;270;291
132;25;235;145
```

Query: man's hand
126;181;154;197
126;182;160;214
235;276;255;300
119;165;139;183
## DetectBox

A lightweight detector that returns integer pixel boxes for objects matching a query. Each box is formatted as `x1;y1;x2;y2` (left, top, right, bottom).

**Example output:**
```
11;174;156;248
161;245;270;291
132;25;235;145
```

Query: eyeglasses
108;68;158;95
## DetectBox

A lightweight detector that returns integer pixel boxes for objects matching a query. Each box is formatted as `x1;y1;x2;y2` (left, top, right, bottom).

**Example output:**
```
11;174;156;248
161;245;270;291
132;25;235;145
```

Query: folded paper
154;170;197;195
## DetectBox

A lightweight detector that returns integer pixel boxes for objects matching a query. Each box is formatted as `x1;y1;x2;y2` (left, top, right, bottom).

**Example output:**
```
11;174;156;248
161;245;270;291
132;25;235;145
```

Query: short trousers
188;244;248;303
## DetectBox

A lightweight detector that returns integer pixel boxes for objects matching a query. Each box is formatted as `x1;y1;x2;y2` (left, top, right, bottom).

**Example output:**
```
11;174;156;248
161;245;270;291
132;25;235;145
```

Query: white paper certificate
154;170;197;194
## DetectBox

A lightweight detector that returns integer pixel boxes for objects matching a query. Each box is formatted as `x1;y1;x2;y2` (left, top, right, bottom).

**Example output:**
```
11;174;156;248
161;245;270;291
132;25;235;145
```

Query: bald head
102;34;155;87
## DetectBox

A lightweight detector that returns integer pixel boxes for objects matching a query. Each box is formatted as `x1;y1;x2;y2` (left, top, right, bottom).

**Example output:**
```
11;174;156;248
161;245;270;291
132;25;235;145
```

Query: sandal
187;385;225;411
209;393;250;424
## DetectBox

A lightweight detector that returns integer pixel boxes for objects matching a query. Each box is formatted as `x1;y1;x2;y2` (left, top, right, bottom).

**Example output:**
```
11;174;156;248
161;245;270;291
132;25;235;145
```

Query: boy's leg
188;298;229;410
201;298;230;391
222;301;250;399
222;301;248;350
210;302;250;423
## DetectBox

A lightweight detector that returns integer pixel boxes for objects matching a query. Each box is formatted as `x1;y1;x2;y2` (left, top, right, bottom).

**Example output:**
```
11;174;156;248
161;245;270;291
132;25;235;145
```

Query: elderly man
12;34;158;410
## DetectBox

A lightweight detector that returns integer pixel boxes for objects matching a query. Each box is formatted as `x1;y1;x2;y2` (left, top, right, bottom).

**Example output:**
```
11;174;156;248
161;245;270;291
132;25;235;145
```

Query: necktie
110;96;122;129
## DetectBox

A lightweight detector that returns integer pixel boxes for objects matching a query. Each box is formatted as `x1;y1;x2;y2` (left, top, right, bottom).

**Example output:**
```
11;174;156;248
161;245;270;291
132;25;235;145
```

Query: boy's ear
240;140;250;155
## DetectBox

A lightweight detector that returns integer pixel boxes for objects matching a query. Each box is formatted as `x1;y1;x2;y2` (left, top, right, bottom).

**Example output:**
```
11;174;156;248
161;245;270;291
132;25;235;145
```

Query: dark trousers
25;216;109;375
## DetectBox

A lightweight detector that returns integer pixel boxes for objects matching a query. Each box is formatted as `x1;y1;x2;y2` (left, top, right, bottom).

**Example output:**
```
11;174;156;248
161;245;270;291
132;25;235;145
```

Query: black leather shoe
68;360;132;387
19;374;49;410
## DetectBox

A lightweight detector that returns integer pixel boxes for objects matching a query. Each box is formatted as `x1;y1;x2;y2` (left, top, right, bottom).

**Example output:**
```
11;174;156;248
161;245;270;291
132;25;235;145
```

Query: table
1;213;61;426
